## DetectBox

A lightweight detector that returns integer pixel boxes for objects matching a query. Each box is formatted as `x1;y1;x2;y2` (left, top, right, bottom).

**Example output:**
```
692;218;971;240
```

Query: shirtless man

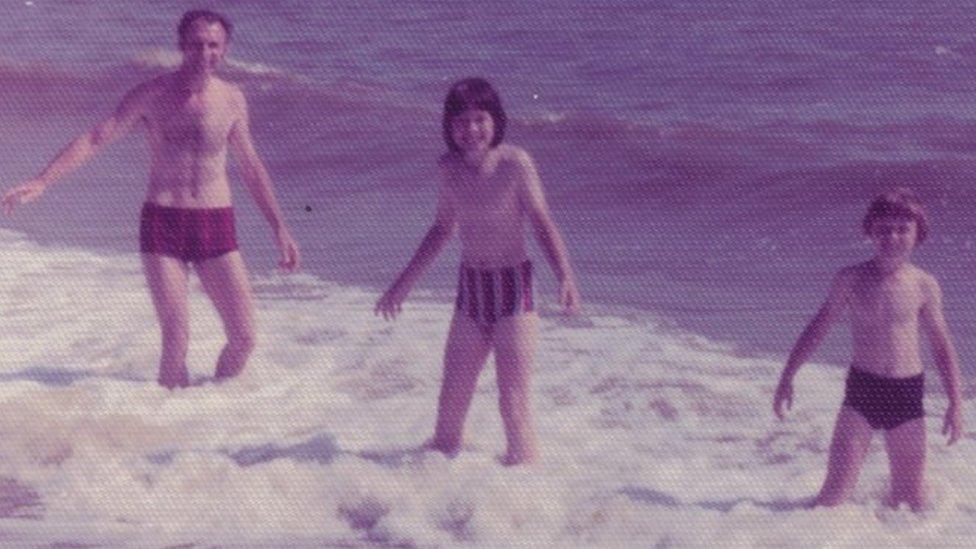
375;78;580;465
2;10;300;389
773;188;962;511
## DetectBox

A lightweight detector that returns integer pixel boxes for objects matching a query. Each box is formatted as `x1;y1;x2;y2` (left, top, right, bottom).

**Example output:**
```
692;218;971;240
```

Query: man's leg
884;417;927;511
429;313;492;456
493;312;539;466
195;251;257;380
142;253;191;389
813;406;874;506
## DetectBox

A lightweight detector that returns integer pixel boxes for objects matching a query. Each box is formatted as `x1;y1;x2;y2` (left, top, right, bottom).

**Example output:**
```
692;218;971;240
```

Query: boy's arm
920;274;963;444
3;82;150;214
774;270;850;418
514;148;580;313
375;169;457;319
228;88;299;271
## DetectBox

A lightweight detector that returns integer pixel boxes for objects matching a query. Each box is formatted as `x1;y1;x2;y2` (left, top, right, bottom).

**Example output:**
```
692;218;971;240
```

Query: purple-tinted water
4;1;976;366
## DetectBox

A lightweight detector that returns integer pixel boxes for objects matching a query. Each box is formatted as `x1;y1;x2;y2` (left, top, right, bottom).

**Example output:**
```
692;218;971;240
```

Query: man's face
179;20;229;75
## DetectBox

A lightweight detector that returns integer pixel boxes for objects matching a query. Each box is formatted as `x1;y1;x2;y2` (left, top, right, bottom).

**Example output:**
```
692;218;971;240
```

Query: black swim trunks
842;367;924;431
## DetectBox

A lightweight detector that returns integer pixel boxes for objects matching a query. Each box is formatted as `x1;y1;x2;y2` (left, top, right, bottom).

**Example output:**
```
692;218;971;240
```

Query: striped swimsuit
455;260;534;328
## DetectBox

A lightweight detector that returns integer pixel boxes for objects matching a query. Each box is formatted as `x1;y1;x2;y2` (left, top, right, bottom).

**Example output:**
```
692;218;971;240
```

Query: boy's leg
883;417;927;511
492;312;539;466
195;252;257;380
430;313;492;455
142;254;191;389
814;406;874;506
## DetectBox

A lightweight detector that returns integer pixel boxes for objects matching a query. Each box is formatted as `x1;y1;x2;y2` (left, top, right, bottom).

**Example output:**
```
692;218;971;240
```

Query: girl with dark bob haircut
442;78;507;152
377;77;581;466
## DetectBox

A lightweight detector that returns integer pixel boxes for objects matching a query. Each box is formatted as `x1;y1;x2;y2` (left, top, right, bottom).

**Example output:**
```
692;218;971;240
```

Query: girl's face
451;108;495;154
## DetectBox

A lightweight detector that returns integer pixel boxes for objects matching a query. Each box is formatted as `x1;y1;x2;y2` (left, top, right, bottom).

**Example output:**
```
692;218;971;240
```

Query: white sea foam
0;228;974;546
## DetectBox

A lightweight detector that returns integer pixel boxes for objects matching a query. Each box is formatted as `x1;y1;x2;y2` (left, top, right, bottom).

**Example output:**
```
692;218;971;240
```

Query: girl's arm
375;170;457;319
774;269;850;419
513;147;580;313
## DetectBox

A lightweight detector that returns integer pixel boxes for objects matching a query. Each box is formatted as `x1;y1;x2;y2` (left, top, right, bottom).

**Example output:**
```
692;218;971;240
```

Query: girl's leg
814;406;874;506
430;313;492;455
883;417;927;511
492;312;539;466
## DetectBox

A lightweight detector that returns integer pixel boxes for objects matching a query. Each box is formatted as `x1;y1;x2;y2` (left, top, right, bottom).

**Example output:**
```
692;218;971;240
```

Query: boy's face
868;216;918;258
451;108;495;154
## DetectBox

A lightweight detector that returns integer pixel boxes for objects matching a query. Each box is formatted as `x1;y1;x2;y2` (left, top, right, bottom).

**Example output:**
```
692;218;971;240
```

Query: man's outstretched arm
3;82;151;214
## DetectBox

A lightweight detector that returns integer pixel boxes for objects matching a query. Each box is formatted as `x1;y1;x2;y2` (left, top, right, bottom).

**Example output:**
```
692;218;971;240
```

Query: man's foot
886;491;929;513
214;363;244;381
422;437;461;458
157;371;189;390
499;447;538;467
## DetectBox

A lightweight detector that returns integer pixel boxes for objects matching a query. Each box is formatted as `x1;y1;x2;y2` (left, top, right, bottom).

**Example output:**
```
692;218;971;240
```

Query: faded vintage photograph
1;1;975;546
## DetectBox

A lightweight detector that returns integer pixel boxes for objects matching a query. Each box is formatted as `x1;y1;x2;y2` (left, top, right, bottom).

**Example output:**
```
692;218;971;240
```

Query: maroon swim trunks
139;202;238;262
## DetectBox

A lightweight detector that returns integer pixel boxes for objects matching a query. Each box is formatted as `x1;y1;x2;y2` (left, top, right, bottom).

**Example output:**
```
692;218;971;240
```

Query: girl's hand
375;283;409;320
3;180;46;216
943;403;963;446
559;276;581;315
773;376;794;421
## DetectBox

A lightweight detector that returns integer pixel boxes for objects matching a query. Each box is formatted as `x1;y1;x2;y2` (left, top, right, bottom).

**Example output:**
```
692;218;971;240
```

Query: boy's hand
773;377;794;420
559;276;581;315
3;180;46;216
375;283;408;320
943;404;963;446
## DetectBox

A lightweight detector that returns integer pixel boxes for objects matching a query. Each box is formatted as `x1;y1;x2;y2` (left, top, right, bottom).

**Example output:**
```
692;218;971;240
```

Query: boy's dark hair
862;187;929;243
178;10;233;43
442;78;506;152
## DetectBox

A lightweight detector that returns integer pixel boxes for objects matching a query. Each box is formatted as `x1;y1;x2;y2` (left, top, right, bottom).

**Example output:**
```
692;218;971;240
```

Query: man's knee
497;376;530;408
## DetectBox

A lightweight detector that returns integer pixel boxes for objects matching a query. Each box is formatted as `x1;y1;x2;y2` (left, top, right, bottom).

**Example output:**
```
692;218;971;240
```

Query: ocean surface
3;0;976;545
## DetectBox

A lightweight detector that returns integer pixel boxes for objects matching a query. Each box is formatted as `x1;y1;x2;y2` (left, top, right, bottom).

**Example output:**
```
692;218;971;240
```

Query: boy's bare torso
441;144;529;268
844;261;932;377
138;74;241;207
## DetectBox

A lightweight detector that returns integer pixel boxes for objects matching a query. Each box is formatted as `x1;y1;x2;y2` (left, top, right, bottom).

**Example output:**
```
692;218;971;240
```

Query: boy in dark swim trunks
773;188;963;511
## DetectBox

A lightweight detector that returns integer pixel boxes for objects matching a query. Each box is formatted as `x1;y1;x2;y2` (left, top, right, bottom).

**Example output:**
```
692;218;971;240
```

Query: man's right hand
3;180;46;215
559;275;582;315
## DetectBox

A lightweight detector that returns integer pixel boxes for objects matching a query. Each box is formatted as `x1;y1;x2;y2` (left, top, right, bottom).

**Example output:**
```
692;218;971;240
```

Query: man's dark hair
178;10;233;43
442;77;507;153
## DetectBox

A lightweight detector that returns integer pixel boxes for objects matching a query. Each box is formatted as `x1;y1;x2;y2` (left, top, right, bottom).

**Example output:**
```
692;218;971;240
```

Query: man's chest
148;96;235;149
